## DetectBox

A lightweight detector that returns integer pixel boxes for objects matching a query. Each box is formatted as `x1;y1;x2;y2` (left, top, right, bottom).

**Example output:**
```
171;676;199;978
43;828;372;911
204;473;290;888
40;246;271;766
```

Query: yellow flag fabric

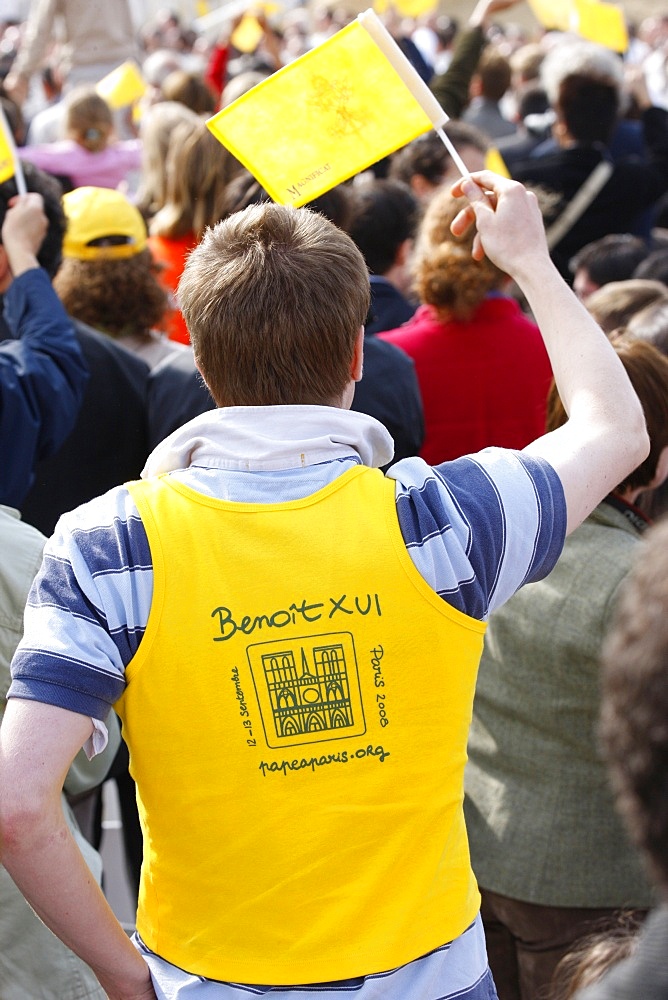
575;0;628;52
207;9;447;207
528;0;628;51
0;106;17;185
526;0;573;31
231;14;264;53
374;0;438;19
485;147;510;178
97;61;146;109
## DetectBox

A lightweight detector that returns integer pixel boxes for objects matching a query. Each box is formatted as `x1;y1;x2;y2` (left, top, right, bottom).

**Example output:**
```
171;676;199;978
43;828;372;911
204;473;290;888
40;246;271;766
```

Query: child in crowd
20;88;141;191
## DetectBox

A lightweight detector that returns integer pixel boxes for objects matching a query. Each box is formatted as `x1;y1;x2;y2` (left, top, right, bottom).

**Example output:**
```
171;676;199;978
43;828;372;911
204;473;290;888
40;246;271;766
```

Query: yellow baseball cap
62;186;148;260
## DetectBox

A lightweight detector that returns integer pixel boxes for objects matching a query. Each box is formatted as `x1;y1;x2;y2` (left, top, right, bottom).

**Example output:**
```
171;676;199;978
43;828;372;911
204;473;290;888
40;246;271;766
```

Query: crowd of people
1;1;668;999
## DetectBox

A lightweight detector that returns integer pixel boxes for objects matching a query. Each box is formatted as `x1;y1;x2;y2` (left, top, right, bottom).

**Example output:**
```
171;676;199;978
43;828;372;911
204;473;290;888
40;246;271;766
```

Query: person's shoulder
74;319;150;383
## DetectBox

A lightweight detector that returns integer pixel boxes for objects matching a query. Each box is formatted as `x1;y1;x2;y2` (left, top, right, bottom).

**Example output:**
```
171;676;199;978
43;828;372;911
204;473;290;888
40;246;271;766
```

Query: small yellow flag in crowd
485;147;510;178
207;9;448;207
0;104;25;192
97;61;146;110
574;0;628;53
527;0;628;53
0;124;15;186
374;0;438;20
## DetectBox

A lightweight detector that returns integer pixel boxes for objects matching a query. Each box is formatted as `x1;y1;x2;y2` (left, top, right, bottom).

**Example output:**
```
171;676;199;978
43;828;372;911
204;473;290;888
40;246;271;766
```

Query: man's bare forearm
450;172;649;533
0;699;156;1000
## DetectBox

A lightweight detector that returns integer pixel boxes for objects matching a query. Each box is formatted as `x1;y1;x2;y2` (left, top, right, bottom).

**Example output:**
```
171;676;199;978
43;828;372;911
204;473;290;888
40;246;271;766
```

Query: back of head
549;916;642;1000
178;203;370;406
627;298;668;355
347;179;418;276
541;40;622;144
547;336;668;493
65;86;114;153
54;186;166;338
150;119;242;239
477;47;512;102
572;235;649;289
634;247;668;286
0;162;65;278
510;43;544;86
390;123;488;195
136;100;200;219
584;279;668;335
161;69;216;115
412;186;505;320
601;514;668;896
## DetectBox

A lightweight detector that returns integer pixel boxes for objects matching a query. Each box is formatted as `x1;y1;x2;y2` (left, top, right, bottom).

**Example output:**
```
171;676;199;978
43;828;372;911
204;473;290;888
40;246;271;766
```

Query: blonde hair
136;101;200;221
65;87;113;153
413;189;506;321
149;119;242;239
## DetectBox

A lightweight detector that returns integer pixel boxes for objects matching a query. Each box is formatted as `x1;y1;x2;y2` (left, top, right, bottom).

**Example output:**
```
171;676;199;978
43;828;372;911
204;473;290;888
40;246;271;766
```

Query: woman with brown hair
148;119;243;344
379;187;552;464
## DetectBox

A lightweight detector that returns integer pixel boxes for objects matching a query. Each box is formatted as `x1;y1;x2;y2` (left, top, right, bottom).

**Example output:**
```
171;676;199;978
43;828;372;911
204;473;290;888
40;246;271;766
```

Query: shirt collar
142;405;395;478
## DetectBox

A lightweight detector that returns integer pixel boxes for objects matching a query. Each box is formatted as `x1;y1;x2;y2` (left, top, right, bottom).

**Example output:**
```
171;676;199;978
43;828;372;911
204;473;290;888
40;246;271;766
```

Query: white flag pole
435;126;472;181
357;10;471;182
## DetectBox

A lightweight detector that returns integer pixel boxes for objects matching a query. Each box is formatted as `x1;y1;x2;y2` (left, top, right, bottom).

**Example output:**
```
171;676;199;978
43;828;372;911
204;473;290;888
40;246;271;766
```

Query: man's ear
350;327;364;383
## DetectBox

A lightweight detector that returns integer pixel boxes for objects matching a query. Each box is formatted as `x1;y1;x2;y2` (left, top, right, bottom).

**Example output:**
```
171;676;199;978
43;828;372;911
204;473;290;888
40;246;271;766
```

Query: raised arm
450;171;649;534
430;0;522;119
0;193;88;507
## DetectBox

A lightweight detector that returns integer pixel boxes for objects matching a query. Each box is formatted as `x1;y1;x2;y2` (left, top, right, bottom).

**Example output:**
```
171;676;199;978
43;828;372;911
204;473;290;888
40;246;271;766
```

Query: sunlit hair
546;336;668;493
161;69;216;114
540;39;623;108
179;203;370;406
64;87;113;153
585;279;668;336
412;188;505;321
549;915;642;1000
136;101;200;221
149;119;242;239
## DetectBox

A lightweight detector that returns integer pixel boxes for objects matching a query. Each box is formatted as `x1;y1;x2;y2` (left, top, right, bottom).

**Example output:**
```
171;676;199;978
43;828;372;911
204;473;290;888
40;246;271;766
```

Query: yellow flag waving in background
527;0;628;52
97;61;146;110
0;123;14;185
207;9;447;206
0;104;25;192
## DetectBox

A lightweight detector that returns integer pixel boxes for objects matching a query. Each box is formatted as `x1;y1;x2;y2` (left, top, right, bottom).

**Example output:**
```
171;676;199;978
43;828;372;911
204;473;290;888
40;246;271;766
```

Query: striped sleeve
389;449;566;620
8;486;152;720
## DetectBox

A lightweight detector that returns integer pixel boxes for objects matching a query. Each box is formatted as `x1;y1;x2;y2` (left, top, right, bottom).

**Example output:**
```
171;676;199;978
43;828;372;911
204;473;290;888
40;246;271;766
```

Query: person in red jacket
379;186;553;464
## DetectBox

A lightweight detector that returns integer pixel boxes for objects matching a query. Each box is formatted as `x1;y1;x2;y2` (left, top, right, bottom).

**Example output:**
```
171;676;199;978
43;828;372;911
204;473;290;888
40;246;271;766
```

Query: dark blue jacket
0;269;88;509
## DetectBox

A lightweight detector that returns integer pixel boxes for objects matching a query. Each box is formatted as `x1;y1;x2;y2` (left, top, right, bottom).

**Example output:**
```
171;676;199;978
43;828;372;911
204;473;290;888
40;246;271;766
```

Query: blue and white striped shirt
9;407;566;1000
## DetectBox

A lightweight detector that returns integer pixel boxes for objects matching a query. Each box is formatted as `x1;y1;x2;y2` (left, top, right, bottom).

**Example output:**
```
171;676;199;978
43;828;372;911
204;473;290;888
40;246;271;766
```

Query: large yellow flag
207;9;447;206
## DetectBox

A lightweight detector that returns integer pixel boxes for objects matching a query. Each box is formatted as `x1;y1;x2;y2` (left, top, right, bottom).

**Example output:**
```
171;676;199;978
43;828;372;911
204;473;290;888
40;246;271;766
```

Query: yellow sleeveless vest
118;466;486;984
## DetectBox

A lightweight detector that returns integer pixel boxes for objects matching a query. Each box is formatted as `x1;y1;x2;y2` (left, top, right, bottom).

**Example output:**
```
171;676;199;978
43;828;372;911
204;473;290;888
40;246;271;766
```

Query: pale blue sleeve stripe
9;486;151;719
390;449;566;620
